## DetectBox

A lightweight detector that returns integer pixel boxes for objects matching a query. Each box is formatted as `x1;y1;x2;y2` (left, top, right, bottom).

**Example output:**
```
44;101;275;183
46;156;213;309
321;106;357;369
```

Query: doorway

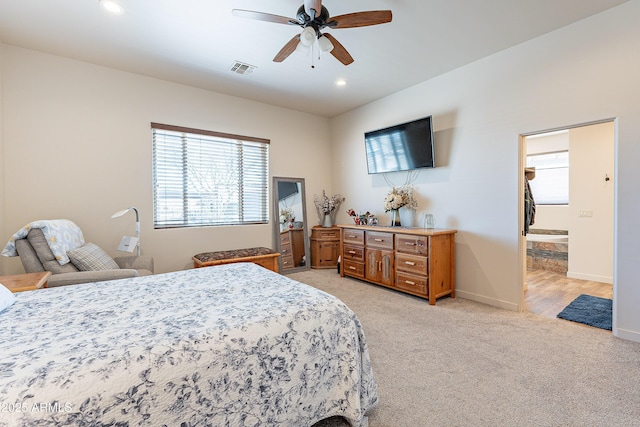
520;120;615;319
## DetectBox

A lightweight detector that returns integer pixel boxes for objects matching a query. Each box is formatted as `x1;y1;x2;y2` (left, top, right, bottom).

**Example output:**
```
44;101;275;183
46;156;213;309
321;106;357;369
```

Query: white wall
330;1;640;341
568;122;614;283
0;46;332;274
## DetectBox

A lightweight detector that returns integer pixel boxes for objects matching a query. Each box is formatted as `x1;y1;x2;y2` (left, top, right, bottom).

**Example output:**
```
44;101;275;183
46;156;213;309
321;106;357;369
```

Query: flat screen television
278;181;299;200
364;116;435;174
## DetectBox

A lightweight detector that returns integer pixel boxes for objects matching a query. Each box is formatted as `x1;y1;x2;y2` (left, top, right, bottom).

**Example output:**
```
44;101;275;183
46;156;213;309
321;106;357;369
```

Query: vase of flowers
314;190;345;227
383;186;418;227
279;207;294;230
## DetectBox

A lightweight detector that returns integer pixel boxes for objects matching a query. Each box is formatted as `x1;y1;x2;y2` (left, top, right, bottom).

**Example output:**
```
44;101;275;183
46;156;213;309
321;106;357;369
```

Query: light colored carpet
294;269;640;427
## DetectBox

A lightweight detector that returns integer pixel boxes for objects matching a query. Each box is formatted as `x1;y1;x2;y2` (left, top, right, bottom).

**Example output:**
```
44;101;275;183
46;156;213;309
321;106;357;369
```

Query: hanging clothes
524;176;536;235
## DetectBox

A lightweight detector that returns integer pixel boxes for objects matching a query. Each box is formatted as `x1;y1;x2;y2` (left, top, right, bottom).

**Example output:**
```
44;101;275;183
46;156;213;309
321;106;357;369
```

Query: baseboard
615;327;640;343
566;271;613;284
455;290;520;312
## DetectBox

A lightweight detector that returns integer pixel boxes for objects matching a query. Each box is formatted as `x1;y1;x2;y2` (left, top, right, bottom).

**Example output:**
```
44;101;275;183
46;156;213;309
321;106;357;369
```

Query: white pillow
0;283;16;313
68;243;119;271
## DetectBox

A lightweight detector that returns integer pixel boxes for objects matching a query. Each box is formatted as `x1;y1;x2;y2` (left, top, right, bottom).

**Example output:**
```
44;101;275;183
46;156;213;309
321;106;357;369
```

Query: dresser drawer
396;252;428;276
366;231;394;249
342;228;364;245
280;232;291;245
343;260;365;279
395;272;428;295
281;254;295;269
343;244;365;262
280;242;292;257
396;234;428;255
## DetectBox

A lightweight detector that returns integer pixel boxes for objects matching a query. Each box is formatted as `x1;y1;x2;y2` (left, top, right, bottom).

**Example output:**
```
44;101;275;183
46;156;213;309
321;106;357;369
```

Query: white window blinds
152;123;269;228
526;151;569;205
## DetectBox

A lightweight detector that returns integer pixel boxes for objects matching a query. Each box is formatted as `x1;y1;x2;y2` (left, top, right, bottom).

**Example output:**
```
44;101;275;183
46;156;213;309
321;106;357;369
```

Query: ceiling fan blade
323;34;354;66
273;35;301;62
328;10;392;29
232;9;298;26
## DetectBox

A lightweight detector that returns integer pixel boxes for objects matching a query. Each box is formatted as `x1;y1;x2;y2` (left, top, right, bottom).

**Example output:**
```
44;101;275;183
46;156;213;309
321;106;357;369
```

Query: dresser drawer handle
404;280;416;285
404;261;416;266
405;242;416;246
347;235;358;238
349;266;357;270
348;250;357;254
374;238;384;242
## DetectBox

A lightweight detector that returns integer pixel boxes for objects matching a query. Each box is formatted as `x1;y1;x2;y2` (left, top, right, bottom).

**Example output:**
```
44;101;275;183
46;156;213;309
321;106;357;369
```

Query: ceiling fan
232;0;392;66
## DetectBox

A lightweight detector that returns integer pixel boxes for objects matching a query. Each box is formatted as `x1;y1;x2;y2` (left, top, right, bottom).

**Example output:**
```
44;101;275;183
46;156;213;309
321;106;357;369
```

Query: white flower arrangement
314;190;345;224
279;207;294;223
384;186;418;212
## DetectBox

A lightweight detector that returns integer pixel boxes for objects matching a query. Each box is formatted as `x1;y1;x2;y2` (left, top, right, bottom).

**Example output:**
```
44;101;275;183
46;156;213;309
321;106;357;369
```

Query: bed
0;263;378;426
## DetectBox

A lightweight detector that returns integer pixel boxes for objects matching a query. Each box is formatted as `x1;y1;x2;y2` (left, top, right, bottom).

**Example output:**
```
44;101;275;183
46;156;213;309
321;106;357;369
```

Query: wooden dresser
339;225;456;305
280;228;305;270
310;226;340;269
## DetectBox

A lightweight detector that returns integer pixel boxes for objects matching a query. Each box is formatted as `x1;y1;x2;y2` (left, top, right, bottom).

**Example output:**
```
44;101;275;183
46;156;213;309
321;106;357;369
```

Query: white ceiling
0;0;629;117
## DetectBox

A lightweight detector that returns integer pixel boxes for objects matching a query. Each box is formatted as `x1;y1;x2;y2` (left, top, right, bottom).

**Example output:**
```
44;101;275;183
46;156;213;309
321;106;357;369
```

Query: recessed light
336;79;347;87
100;0;124;14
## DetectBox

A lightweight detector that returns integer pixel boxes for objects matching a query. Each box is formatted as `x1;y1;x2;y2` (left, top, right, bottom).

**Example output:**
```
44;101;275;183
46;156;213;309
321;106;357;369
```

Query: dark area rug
557;294;612;330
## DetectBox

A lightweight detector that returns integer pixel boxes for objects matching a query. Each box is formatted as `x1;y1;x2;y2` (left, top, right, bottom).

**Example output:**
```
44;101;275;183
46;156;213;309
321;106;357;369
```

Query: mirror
273;177;310;274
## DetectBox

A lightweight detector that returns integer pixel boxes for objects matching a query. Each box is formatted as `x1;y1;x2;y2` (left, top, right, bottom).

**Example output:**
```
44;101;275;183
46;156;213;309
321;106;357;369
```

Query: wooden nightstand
310;226;340;269
0;271;52;293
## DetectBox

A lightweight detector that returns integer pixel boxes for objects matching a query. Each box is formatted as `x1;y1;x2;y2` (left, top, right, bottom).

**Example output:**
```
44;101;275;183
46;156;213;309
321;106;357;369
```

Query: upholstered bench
193;247;280;273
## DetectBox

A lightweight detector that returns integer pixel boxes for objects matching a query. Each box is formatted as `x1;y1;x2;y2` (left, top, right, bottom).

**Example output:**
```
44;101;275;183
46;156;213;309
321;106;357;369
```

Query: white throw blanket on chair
1;219;85;265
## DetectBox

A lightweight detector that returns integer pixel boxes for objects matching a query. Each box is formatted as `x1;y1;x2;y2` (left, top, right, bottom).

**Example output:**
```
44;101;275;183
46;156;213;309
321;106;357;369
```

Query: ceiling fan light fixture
318;35;334;54
299;27;316;47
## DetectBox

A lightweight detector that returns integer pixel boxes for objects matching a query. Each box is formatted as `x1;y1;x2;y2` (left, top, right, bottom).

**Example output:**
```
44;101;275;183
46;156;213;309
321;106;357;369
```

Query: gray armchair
15;228;153;287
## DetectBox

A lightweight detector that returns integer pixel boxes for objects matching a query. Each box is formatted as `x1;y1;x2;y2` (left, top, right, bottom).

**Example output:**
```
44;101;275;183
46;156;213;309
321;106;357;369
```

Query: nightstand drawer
314;228;340;240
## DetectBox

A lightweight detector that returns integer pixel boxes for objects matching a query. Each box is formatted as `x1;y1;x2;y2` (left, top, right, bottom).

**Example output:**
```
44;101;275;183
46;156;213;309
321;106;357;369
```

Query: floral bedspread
0;263;378;426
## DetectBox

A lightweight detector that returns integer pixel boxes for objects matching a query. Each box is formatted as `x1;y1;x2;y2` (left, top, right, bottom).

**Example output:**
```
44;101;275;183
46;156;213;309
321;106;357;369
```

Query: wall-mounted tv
364;116;435;174
278;181;299;200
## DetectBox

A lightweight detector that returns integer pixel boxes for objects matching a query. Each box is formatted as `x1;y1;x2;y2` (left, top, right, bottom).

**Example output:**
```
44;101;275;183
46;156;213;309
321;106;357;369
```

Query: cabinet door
318;241;339;267
365;248;394;286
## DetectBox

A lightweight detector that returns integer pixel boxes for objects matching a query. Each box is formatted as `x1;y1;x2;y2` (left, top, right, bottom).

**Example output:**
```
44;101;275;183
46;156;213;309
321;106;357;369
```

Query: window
152;123;269;228
526;151;569;205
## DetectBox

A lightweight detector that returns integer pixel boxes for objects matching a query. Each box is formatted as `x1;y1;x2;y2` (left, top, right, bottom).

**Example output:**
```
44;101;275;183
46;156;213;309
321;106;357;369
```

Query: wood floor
524;269;613;320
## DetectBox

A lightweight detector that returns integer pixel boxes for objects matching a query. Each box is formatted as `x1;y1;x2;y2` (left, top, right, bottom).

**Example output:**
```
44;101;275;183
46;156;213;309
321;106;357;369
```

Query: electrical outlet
579;210;594;217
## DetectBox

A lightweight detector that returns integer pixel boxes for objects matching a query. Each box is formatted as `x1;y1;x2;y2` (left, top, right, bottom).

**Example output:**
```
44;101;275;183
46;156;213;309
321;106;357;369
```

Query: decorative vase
322;213;333;228
390;209;401;227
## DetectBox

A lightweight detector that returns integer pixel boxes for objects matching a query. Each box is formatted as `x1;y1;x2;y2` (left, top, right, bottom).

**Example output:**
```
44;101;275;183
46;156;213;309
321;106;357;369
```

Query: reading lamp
111;207;140;256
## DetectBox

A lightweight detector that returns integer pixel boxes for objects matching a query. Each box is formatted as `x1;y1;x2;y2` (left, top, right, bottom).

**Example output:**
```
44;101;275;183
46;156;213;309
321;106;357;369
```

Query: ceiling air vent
230;61;256;75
